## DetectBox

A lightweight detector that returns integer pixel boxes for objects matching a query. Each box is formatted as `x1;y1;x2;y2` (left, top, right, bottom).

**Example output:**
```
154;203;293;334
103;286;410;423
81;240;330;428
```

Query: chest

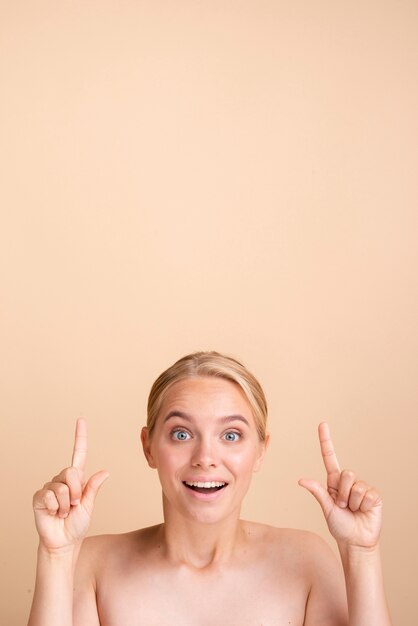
97;566;307;626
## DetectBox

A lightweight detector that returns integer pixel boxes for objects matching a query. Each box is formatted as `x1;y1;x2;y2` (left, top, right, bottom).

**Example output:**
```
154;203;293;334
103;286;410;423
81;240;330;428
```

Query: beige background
1;1;417;624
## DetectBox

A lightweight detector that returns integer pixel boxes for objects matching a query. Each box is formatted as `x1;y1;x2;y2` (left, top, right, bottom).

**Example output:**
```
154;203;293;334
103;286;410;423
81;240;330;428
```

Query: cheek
153;441;188;473
228;444;262;474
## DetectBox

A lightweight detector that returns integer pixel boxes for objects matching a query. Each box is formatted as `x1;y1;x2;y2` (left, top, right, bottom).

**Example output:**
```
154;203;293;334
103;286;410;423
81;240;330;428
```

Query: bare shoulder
80;527;154;552
76;525;162;579
242;519;333;550
241;521;340;575
245;522;346;620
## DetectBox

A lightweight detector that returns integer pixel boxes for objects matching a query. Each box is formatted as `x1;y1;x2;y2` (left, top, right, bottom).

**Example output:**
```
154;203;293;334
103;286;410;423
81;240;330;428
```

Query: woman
28;351;392;625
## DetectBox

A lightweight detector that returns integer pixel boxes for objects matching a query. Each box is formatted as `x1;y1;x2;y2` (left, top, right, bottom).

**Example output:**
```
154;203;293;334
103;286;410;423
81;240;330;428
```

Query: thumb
81;470;110;513
298;478;334;520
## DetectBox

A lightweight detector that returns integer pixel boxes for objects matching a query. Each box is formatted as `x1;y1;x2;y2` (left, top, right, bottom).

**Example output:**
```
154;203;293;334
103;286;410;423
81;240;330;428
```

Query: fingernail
338;500;347;508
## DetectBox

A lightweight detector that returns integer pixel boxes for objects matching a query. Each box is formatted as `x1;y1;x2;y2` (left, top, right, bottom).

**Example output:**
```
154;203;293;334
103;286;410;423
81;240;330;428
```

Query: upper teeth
185;481;226;488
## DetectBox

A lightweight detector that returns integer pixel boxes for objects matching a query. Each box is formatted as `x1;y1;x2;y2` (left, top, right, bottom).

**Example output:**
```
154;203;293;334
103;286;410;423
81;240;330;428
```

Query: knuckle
56;483;69;497
341;469;355;481
360;499;372;512
364;489;376;501
63;466;74;480
54;466;72;481
33;489;44;505
68;466;81;484
44;490;58;508
352;482;366;495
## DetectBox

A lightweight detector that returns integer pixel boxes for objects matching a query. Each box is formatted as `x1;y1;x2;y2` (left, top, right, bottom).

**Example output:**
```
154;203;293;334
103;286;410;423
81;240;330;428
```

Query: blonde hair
147;351;268;441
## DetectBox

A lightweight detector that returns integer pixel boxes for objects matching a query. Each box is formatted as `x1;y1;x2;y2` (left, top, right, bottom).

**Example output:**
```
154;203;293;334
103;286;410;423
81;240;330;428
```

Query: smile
183;481;227;495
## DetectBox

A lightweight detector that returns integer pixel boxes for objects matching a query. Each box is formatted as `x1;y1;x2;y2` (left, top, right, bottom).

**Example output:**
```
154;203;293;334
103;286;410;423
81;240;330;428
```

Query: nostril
192;461;216;467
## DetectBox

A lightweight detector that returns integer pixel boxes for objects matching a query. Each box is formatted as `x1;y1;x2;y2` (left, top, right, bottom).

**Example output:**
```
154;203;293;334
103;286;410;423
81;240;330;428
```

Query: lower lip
183;484;227;501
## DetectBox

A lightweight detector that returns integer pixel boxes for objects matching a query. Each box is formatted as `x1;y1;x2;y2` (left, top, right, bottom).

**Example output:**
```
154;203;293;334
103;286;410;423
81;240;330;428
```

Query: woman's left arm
299;422;392;626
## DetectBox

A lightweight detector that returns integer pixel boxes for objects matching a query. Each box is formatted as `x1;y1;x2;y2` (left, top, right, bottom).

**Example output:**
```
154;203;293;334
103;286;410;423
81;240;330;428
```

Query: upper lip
183;477;228;484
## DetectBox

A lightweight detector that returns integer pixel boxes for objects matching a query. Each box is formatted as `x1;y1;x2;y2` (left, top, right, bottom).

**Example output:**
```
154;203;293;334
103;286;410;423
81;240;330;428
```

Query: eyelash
171;429;191;441
170;429;242;442
223;431;241;442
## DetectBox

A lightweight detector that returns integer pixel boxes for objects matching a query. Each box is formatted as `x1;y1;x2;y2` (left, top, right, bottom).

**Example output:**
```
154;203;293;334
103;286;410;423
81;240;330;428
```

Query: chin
181;500;242;526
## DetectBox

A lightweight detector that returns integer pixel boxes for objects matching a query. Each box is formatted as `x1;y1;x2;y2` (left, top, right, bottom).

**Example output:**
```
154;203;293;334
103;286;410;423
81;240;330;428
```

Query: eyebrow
163;410;250;427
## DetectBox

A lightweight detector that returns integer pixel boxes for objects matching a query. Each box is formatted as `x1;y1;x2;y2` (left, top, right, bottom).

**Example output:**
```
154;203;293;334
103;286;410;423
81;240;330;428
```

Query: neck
158;496;245;569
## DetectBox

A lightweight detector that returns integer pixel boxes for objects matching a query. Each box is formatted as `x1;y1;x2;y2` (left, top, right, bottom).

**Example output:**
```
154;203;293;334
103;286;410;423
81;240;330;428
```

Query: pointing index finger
71;418;88;472
318;422;341;476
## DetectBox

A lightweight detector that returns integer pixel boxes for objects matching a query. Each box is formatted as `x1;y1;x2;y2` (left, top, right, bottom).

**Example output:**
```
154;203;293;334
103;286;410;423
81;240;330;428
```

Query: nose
191;436;219;469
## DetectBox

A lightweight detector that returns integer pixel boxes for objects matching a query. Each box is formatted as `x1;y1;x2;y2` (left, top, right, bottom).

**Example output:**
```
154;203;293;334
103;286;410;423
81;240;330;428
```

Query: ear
141;426;157;469
253;432;270;473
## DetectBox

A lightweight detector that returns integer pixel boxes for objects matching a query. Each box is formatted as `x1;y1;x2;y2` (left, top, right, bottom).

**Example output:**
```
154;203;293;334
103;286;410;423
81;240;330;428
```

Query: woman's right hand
32;418;109;553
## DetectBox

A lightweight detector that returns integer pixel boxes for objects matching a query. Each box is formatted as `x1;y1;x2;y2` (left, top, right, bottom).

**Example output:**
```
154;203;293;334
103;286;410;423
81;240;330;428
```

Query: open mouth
183;481;227;494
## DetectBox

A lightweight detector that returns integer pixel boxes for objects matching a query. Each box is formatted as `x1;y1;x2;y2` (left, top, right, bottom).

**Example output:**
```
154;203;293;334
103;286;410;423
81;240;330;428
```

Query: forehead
159;376;253;418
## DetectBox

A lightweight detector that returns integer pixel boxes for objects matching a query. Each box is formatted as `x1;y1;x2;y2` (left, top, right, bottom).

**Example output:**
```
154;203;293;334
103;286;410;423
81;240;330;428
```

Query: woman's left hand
299;422;383;549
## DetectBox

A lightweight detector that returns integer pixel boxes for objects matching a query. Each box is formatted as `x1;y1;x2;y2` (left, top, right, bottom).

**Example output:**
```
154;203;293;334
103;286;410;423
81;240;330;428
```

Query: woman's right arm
28;419;109;626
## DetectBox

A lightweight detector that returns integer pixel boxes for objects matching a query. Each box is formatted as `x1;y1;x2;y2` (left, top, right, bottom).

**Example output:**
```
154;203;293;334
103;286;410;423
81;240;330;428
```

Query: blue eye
172;429;190;441
224;431;240;442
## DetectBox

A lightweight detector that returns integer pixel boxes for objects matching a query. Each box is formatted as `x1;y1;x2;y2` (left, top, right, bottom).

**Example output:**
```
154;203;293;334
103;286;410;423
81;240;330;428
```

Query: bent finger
348;480;369;512
336;469;356;508
33;489;59;516
360;488;382;513
43;481;71;518
44;490;60;515
52;467;83;505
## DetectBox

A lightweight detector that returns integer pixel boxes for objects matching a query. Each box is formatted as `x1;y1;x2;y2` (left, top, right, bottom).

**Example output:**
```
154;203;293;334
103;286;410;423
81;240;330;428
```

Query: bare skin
28;378;392;626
